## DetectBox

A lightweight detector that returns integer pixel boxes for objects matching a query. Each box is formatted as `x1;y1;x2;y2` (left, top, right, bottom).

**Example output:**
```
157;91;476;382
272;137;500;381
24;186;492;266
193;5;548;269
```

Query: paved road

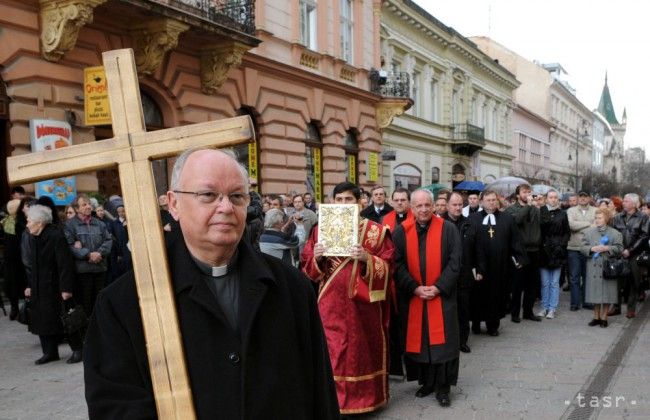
1;290;648;419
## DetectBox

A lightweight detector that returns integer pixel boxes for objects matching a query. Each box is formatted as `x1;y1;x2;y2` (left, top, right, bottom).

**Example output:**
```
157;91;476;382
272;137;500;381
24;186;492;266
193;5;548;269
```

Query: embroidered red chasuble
301;218;394;414
402;217;446;353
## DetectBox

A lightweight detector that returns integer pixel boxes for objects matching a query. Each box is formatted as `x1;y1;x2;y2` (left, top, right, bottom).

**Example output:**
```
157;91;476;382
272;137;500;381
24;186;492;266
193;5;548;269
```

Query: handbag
602;258;631;280
636;251;650;268
17;299;31;326
60;302;88;334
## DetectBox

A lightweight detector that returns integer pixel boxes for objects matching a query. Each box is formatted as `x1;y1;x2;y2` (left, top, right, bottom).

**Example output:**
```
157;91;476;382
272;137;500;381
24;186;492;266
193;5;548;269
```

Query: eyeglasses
173;190;249;207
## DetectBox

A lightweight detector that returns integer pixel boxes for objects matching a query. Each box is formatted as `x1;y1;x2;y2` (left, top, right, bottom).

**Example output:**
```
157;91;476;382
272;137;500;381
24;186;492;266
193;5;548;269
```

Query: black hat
578;191;590;197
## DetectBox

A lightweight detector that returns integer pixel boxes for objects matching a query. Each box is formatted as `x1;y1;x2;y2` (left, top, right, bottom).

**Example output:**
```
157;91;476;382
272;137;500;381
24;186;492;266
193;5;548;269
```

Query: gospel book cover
318;204;359;256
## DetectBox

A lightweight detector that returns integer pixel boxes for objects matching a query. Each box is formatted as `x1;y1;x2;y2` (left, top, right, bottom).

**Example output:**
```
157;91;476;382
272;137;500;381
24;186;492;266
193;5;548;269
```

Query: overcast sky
414;0;647;150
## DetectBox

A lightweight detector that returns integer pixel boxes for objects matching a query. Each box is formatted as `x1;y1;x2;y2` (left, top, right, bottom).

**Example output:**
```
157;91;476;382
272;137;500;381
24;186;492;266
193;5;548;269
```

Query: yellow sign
313;147;322;202
248;142;258;191
84;66;111;125
366;152;378;182
347;154;356;184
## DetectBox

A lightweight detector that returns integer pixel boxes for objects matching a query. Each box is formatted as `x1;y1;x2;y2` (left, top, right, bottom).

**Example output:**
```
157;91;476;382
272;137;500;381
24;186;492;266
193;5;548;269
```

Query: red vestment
301;218;394;414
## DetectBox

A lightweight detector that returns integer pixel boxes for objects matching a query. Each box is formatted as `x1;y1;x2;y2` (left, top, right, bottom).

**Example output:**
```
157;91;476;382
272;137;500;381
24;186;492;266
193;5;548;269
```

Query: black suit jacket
84;235;339;419
360;203;394;224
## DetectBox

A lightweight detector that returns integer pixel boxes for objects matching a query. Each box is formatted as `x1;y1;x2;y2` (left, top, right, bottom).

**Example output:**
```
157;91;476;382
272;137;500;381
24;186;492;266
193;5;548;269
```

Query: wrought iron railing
452;123;485;144
369;70;411;98
159;0;255;35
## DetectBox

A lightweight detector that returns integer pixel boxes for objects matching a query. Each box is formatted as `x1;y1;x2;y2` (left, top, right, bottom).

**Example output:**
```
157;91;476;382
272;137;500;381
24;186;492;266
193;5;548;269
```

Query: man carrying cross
83;149;339;418
468;190;526;336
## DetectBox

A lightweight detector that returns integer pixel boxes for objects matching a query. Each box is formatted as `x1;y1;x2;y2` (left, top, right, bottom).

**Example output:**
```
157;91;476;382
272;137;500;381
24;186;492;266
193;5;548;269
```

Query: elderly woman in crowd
22;205;83;364
580;208;623;328
259;208;299;267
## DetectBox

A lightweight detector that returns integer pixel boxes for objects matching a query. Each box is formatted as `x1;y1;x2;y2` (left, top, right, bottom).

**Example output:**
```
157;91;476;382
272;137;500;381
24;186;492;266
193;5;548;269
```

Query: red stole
382;209;414;232
403;217;445;353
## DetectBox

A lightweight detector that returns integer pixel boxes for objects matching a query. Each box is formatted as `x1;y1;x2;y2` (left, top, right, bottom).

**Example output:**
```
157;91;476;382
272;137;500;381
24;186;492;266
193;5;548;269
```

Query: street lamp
568;120;589;192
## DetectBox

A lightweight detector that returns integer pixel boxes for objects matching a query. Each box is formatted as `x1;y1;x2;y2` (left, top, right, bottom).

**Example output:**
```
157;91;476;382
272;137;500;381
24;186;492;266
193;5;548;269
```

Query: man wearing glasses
84;148;339;419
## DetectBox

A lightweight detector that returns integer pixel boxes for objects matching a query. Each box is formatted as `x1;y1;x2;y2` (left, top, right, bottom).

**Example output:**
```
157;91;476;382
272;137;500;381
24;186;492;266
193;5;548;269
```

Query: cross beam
7;49;254;419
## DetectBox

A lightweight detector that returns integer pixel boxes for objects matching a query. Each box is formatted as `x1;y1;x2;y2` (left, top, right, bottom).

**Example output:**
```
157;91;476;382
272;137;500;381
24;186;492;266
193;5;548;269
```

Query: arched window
451;163;465;188
305;122;323;202
394;163;421;192
343;129;359;184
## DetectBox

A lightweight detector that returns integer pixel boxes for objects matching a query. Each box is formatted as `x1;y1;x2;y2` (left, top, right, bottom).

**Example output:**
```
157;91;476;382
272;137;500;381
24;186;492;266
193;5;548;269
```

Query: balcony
369;70;411;98
153;0;255;35
451;123;486;156
369;70;413;129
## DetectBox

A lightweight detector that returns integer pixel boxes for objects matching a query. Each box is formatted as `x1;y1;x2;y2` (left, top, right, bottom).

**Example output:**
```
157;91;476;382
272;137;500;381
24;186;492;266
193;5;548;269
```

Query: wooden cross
7;49;254;419
488;226;495;238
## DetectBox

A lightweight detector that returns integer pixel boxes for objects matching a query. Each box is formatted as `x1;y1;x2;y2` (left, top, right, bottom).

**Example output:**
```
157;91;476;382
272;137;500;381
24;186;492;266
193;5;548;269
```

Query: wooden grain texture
6;48;255;419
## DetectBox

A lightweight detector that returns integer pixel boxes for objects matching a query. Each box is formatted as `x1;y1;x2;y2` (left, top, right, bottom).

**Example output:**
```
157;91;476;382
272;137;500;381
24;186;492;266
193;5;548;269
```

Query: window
305;122;323;202
300;0;317;50
232;107;260;191
491;107;498;140
344;129;358;184
394;164;421;192
411;70;419;116
451;90;459;124
430;78;438;122
431;166;440;183
340;0;353;62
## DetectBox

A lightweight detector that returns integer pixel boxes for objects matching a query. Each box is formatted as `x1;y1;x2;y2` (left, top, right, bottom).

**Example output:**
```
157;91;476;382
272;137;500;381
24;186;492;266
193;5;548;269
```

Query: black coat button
228;352;240;364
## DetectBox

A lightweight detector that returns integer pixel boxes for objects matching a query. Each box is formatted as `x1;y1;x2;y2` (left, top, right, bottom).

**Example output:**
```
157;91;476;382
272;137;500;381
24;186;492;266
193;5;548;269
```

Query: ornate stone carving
376;98;413;129
200;42;251;95
130;19;189;76
39;0;107;62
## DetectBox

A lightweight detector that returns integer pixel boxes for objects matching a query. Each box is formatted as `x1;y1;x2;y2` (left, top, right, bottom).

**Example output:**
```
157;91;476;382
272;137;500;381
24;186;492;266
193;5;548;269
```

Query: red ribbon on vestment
403;217;446;353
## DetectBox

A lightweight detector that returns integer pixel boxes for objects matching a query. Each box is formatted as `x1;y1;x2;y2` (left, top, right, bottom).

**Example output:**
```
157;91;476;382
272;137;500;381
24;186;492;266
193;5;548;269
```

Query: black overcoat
469;210;527;321
23;224;76;335
84;234;339;419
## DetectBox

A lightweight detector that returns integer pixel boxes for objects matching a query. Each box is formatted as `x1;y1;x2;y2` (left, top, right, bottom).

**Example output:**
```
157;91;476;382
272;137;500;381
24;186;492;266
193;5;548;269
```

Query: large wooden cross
7;49;254;419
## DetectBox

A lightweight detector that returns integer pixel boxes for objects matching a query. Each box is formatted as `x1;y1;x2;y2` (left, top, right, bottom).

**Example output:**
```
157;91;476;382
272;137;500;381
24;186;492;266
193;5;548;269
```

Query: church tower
597;72;626;181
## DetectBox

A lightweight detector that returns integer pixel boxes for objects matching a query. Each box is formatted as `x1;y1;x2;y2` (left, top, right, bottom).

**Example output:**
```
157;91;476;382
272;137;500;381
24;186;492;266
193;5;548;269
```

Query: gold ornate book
318;204;359;256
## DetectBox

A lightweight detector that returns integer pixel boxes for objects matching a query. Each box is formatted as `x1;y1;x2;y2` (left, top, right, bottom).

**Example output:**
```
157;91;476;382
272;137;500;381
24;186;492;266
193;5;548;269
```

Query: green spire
597;72;620;125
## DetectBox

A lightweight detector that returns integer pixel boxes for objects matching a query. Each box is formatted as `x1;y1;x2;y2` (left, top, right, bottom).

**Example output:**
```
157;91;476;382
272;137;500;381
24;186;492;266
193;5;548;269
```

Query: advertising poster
29;119;76;205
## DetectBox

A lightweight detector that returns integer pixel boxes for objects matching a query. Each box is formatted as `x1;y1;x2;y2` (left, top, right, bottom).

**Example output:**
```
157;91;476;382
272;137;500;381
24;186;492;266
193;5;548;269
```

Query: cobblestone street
1;290;648;419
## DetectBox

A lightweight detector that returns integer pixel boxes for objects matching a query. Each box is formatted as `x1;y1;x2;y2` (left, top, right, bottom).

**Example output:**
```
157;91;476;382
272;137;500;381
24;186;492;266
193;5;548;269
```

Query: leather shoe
66;350;83;364
523;314;542;322
471;325;481;334
511;316;521;323
415;385;434;398
626;311;636;319
35;354;60;365
588;319;601;327
600;320;609;328
607;306;621;316
436;392;451;407
487;330;499;336
460;344;471;353
570;306;580;311
9;306;18;320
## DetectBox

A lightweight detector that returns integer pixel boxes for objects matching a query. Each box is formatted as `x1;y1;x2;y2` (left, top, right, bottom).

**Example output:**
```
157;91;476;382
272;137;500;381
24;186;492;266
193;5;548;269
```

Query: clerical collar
190;250;237;278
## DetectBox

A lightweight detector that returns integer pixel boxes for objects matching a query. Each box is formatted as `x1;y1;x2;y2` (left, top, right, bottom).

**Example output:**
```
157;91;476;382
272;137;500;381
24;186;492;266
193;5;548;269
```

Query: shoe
511;316;521;323
9;306;18;320
588;319;601;327
487;330;499;337
66;350;83;364
35;354;60;365
570;306;580;311
523;314;542;322
546;310;555;319
436;392;451;407
607;306;621;316
536;309;548;317
562;285;570;291
626;311;636;319
460;344;471;353
415;385;434;398
600;320;609;328
582;304;594;310
471;324;481;335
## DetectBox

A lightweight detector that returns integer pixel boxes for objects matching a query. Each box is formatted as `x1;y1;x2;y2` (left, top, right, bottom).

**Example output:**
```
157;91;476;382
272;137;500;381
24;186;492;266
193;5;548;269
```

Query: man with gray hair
84;148;338;419
611;193;649;318
259;208;300;266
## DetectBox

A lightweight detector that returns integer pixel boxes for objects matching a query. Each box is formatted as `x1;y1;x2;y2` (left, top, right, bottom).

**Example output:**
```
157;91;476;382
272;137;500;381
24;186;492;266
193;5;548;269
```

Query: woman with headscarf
22;204;83;364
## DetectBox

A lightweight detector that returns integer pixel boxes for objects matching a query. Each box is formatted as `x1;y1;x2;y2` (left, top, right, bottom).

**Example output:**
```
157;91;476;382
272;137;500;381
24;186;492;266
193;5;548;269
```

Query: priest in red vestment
301;182;395;415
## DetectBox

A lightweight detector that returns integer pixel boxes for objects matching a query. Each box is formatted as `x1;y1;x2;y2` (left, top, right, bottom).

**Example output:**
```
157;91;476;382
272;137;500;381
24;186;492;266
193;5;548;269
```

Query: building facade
1;0;408;205
379;0;519;193
472;37;594;192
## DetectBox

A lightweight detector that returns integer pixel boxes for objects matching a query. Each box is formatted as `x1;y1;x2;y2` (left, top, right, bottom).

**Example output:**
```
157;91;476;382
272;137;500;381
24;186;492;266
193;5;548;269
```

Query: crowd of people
2;152;650;417
1;187;131;365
